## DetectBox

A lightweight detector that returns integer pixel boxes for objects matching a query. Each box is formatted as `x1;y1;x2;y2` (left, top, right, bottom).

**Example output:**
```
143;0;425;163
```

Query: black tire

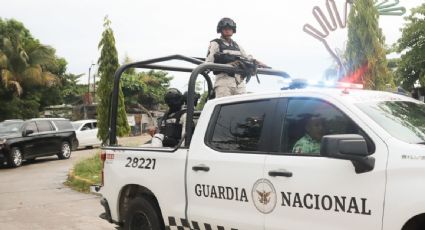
57;141;71;159
7;147;23;167
124;197;162;230
403;219;425;230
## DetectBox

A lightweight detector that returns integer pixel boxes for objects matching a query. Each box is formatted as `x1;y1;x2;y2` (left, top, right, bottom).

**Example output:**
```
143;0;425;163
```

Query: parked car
0;118;77;167
72;119;102;149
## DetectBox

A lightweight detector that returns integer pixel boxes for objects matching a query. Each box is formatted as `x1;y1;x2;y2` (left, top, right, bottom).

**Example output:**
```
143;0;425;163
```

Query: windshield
72;122;83;130
0;121;24;134
356;100;425;144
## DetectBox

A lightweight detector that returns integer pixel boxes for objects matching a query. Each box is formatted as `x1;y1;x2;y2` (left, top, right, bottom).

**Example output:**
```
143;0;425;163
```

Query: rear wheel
57;141;71;159
124;197;161;230
7;147;23;167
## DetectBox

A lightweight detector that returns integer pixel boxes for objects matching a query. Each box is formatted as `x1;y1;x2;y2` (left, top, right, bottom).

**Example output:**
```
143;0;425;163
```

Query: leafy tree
59;73;86;104
122;54;135;75
196;91;208;111
0;18;58;96
139;70;173;109
96;16;129;142
396;3;425;91
0;18;67;120
121;73;146;106
345;0;394;90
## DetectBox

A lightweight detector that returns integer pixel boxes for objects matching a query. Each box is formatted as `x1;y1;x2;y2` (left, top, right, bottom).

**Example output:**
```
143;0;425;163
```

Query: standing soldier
206;17;268;98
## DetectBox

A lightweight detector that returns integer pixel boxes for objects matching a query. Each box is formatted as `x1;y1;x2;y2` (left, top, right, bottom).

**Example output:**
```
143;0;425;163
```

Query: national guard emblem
252;178;277;214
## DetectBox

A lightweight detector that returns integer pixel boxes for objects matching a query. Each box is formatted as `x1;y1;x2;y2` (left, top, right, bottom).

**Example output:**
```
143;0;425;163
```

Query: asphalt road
0;147;117;230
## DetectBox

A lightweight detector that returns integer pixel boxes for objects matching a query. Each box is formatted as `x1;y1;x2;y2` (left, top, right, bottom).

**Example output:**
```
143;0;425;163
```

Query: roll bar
109;54;290;146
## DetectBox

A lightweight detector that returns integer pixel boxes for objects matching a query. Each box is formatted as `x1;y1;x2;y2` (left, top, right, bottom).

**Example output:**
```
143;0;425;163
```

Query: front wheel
8;147;23;167
57;141;71;159
124;197;162;230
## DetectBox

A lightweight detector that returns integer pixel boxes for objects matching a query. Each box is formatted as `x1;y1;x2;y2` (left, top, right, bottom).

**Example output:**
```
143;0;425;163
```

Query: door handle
192;164;210;172
268;169;293;177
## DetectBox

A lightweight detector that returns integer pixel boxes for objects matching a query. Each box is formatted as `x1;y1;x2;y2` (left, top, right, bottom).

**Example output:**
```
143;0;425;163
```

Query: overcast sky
0;0;422;93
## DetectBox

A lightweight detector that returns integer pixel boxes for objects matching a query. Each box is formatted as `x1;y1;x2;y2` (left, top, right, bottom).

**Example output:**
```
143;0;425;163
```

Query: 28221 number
125;157;156;170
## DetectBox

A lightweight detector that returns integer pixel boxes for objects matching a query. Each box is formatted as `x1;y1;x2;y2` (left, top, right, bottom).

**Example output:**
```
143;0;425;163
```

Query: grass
65;152;102;193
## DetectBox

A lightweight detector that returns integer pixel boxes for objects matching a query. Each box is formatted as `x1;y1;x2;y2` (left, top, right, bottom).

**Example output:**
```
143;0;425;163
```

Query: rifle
213;52;271;83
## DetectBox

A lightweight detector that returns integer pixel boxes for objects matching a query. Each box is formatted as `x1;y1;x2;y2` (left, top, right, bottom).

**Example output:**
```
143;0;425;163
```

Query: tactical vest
212;38;242;75
159;109;186;147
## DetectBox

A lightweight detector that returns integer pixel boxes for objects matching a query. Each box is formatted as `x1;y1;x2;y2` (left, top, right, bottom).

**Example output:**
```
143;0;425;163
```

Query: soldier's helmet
217;18;237;33
164;88;183;107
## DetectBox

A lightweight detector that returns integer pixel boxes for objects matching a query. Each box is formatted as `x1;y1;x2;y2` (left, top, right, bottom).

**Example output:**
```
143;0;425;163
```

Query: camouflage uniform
206;38;252;98
292;134;321;154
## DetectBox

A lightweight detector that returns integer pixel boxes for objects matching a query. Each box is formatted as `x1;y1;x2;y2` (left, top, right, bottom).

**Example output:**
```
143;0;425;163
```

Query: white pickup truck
94;55;425;230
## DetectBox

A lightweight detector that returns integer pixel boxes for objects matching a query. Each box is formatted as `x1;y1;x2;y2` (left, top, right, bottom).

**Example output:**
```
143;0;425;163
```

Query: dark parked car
0;118;77;167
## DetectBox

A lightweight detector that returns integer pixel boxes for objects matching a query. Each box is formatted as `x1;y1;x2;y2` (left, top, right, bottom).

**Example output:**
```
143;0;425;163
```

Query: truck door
264;97;387;230
187;98;277;230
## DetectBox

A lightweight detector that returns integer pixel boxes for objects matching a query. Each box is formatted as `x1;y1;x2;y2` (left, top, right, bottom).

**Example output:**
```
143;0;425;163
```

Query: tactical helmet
164;88;183;107
217;18;236;33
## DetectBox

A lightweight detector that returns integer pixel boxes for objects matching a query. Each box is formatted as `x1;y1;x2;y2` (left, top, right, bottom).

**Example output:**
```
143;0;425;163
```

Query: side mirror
320;134;375;174
23;129;34;136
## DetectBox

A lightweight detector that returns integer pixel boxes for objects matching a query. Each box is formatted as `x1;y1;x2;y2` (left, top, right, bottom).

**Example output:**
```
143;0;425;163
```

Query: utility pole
93;73;97;103
87;63;95;104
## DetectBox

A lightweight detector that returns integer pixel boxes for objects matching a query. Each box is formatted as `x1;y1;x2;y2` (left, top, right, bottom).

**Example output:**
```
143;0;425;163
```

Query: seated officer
159;88;187;147
156;89;201;148
292;115;324;154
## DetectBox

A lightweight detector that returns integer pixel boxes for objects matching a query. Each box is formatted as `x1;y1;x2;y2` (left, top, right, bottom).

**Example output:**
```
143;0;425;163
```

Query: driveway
0;147;116;230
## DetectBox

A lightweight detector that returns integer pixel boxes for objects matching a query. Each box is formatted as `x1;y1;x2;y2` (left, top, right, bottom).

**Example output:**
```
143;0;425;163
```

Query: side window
36;121;54;132
81;123;92;131
282;98;364;155
25;122;38;133
207;100;274;152
92;122;97;128
53;120;73;130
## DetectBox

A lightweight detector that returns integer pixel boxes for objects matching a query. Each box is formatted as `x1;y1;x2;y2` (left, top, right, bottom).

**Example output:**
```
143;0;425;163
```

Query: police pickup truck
93;55;425;230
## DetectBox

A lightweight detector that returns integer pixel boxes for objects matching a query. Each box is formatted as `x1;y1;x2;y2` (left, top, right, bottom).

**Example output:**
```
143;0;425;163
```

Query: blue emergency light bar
281;79;363;90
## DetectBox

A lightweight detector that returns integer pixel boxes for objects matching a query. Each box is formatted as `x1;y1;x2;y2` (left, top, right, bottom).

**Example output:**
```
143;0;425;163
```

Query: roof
207;88;417;106
29;118;69;121
71;119;97;123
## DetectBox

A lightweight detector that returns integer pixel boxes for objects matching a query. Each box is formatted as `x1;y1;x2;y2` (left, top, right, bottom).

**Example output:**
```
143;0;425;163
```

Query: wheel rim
13;149;22;166
129;211;151;230
62;143;71;158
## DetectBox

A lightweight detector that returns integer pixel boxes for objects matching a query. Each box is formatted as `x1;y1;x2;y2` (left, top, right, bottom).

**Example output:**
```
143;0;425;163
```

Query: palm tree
0;19;58;96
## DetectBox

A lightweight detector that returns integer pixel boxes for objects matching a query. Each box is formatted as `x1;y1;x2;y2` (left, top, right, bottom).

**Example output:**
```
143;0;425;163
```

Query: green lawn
66;152;102;193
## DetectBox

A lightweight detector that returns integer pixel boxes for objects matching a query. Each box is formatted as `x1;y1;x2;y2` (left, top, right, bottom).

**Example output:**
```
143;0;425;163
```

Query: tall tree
396;3;425;91
96;16;129;142
0;18;58;96
345;0;394;90
0;18;66;120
